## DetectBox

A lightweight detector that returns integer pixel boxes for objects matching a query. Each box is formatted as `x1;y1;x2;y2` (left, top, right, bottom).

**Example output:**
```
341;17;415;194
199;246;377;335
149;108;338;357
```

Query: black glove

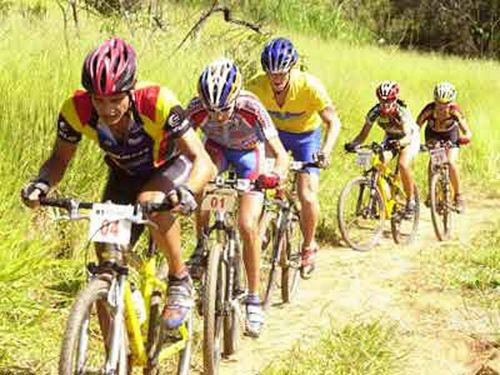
313;151;330;168
21;179;50;208
168;184;197;215
344;142;358;152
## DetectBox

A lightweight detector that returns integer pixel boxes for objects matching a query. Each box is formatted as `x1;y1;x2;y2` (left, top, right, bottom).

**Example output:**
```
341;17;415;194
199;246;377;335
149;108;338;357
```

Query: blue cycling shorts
204;139;265;179
278;127;321;174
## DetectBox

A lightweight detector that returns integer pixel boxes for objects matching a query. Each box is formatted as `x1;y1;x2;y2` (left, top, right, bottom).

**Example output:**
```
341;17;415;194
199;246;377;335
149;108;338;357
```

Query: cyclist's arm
176;127;217;194
266;135;289;179
416;107;430;129
319;105;341;157
36;138;78;186
454;109;472;140
351;119;373;145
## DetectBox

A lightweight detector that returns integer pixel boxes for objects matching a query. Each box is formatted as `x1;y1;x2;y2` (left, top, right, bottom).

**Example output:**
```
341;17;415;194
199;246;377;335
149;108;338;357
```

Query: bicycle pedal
161;328;182;343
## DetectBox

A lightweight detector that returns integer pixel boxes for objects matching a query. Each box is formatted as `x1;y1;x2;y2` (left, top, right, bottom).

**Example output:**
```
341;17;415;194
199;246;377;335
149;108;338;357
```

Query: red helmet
376;81;400;102
81;37;137;95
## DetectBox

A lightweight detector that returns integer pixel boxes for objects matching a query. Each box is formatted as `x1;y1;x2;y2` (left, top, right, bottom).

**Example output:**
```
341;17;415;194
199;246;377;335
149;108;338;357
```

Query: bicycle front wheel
430;172;453;241
281;209;301;303
59;278;129;375
259;209;279;309
337;177;385;251
202;243;225;375
391;184;420;245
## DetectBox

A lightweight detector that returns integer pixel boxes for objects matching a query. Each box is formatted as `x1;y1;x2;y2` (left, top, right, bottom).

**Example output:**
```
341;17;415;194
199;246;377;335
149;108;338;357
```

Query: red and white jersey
185;90;278;150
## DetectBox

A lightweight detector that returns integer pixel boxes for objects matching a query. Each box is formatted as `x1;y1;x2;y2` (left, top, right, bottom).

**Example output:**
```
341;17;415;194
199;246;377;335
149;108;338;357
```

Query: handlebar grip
141;201;174;214
39;197;72;209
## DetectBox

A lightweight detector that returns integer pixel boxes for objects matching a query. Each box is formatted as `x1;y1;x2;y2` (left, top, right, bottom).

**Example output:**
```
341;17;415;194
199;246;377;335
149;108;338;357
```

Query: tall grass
263;319;406;375
0;1;499;371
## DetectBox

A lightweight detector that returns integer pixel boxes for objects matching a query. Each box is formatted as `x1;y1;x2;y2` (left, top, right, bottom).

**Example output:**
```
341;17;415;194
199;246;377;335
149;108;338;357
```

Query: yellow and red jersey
57;82;189;175
247;70;332;134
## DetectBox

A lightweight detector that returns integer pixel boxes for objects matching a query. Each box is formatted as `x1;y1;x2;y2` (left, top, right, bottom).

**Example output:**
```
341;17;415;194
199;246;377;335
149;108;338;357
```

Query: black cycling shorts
101;154;192;245
424;126;459;145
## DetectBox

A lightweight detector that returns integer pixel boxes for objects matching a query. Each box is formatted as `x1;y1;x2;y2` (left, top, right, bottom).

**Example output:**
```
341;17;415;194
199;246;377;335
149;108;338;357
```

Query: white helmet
197;58;242;111
434;82;457;104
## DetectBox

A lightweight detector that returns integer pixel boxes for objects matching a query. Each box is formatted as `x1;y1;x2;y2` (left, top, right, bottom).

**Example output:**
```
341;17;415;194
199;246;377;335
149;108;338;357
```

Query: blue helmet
261;37;298;74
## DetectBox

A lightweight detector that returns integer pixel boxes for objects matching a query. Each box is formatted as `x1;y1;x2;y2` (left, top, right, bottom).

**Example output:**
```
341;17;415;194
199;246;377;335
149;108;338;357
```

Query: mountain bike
421;140;457;241
41;197;192;375
259;160;321;309
338;142;420;251
196;174;256;375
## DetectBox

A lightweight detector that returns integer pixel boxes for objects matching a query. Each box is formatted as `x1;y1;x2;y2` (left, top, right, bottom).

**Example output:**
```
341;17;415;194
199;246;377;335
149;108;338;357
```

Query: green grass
0;0;499;371
262;319;406;375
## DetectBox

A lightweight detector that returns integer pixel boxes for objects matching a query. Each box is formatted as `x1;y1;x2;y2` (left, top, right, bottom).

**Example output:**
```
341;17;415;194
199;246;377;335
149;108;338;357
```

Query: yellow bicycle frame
371;152;401;218
122;256;189;367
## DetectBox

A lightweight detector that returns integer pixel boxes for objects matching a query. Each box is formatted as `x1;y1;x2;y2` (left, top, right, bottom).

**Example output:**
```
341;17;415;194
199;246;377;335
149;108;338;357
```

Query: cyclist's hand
21;179;50;208
344;142;358;153
313;151;330;168
387;139;401;150
458;136;471;146
256;173;280;189
167;185;197;215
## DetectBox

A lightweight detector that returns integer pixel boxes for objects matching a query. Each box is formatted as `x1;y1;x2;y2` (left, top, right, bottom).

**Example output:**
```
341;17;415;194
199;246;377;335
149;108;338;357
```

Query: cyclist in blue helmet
248;37;342;275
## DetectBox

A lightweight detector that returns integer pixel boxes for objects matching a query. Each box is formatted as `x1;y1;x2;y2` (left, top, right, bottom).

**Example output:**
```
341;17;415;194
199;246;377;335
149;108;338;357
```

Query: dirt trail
218;198;500;375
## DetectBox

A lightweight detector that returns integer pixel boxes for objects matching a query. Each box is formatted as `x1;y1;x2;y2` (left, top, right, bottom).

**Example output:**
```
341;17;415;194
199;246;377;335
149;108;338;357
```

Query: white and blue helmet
198;58;242;110
261;37;298;74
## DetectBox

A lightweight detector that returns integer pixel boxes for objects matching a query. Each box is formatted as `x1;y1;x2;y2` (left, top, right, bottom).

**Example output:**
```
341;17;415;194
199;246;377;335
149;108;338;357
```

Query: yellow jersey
247;70;332;133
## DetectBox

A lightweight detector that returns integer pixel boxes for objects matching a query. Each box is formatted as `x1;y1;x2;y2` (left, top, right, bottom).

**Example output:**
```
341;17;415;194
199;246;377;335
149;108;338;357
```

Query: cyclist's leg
399;131;419;201
230;146;266;336
190;140;228;270
138;155;194;329
278;128;321;264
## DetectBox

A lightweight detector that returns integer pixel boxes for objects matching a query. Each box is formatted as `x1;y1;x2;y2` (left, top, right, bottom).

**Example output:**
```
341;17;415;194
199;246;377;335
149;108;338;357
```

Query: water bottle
131;286;147;326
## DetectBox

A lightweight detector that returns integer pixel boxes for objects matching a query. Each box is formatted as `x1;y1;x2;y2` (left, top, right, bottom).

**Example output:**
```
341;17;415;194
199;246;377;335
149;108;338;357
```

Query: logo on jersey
268;110;306;120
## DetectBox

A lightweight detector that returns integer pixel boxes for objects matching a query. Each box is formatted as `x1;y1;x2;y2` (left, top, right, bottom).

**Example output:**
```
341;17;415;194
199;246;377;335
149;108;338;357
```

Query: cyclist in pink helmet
21;37;216;330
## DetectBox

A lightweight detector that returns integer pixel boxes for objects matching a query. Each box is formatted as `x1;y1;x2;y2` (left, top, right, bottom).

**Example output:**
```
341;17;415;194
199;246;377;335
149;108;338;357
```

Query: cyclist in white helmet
186;58;289;337
345;81;420;217
417;82;472;212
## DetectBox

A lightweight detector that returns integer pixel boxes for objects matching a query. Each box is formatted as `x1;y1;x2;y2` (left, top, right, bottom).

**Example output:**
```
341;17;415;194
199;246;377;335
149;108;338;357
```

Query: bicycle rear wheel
202;243;225;375
281;210;301;303
430;172;453;241
337;177;385;251
259;210;279;309
391;184;420;245
59;278;129;375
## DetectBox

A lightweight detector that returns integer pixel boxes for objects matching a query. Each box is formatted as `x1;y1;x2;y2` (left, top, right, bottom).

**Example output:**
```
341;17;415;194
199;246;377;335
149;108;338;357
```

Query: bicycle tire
337;177;385;251
430;172;453;241
202;243;225;375
391;184;420;245
281;210;301;303
260;210;279;310
223;237;241;356
59;278;128;375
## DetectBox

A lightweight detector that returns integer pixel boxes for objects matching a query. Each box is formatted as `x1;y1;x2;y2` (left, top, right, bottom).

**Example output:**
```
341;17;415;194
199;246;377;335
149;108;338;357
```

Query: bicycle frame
365;150;402;217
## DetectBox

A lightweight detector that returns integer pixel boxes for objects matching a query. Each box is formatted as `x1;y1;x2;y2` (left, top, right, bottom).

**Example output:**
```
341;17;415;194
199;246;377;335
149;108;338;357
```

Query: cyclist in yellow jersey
20;38;216;329
247;37;341;273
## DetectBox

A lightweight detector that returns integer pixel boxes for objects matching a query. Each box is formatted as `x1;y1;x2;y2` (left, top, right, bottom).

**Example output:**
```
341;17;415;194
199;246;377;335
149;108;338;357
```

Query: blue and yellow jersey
56;82;189;175
247;70;332;134
416;102;465;132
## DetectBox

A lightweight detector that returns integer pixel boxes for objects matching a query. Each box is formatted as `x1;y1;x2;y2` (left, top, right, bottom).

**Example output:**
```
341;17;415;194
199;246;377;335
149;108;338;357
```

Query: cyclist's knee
238;215;259;240
298;189;318;207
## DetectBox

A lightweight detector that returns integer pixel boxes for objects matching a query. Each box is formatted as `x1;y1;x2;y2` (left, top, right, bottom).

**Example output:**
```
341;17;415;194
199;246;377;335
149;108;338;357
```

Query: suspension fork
105;274;127;374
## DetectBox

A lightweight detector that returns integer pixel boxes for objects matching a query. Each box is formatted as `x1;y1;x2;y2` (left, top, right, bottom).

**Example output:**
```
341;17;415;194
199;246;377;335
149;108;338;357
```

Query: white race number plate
430;147;448;166
356;150;372;167
201;190;237;213
88;203;134;245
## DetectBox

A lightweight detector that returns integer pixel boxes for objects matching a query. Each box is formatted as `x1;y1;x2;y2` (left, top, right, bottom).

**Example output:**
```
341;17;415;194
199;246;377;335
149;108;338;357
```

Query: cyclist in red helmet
21;37;216;329
345;81;420;216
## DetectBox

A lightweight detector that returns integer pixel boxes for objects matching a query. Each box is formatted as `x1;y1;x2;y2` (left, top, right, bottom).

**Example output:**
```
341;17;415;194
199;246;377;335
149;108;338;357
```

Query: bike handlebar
39;197;174;215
